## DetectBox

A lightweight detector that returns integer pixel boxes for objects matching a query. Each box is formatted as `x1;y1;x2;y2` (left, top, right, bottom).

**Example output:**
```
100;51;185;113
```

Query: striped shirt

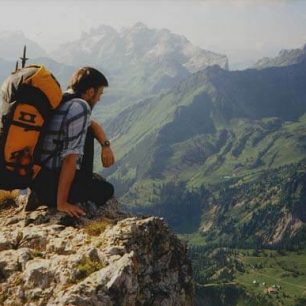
39;97;91;170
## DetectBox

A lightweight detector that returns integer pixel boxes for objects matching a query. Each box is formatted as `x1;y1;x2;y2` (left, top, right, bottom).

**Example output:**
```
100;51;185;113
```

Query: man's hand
101;146;115;168
57;202;85;218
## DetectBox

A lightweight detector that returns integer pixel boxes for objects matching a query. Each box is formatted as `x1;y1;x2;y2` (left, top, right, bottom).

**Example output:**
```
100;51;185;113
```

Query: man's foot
24;191;40;212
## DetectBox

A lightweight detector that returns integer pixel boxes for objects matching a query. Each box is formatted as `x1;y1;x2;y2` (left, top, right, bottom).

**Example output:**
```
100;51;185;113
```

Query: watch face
103;140;110;147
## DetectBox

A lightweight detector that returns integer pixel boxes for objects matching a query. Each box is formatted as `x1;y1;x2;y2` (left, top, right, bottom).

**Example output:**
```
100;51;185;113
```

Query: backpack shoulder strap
39;97;74;167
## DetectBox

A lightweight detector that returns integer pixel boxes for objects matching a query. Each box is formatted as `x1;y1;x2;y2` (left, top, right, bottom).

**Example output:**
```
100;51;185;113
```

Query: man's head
67;67;108;108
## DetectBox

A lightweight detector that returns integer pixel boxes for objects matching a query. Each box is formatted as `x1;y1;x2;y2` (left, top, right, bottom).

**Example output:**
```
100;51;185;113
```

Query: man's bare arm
90;120;115;167
57;154;85;218
90;119;108;145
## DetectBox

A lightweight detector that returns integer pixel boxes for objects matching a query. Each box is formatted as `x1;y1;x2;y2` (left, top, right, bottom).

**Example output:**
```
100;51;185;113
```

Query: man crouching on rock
30;67;115;217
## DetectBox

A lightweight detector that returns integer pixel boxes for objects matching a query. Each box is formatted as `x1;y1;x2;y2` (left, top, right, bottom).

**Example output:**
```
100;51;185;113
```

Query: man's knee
92;173;114;196
105;181;114;199
91;175;114;204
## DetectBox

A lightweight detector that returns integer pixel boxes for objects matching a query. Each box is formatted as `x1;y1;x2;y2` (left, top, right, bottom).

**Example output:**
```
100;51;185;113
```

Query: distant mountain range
254;43;306;69
0;24;228;122
51;23;229;122
51;23;228;73
106;60;306;195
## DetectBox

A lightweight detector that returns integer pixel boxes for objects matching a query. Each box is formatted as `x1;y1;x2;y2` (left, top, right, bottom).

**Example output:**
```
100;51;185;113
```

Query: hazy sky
1;0;306;68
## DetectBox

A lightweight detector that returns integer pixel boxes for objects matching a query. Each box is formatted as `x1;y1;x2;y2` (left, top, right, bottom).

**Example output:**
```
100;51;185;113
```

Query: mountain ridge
52;23;228;73
254;43;306;69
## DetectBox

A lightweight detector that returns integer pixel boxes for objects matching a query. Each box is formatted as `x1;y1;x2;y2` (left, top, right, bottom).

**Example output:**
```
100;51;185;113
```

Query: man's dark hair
67;67;108;94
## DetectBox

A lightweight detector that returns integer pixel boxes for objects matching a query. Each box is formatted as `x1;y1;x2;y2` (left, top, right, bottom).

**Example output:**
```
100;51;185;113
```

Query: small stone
0;232;12;251
24;209;50;226
104;246;126;256
24;259;53;289
17;286;26;300
31;287;43;299
46;237;74;255
0;250;20;279
18;248;33;270
4;216;22;226
88;248;101;262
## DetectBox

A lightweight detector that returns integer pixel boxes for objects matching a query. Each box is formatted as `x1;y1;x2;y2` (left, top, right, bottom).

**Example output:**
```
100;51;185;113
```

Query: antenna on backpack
20;45;29;68
13;45;29;73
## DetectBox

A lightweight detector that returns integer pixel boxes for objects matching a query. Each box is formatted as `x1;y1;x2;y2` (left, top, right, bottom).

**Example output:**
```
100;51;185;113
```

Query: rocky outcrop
0;193;194;305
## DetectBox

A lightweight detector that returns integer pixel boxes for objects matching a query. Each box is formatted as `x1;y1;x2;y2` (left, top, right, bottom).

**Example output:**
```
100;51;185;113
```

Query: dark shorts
32;169;114;208
31;127;114;207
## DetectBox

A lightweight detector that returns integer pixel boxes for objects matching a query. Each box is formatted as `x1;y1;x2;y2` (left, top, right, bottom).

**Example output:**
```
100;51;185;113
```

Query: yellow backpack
0;65;62;190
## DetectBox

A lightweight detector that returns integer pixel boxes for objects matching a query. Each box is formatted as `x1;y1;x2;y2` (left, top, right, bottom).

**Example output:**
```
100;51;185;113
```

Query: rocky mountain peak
254;42;306;69
0;193;194;305
89;24;118;36
51;23;228;73
130;22;148;31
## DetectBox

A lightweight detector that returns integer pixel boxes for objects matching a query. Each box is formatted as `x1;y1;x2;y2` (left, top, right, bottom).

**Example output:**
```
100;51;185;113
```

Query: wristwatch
101;140;111;148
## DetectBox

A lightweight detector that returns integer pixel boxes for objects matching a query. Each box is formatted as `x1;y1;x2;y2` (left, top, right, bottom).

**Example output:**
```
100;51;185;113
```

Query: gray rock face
0;194;194;305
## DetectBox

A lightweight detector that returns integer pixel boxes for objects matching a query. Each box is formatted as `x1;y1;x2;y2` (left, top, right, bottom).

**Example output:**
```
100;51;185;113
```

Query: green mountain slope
130;160;306;305
192;248;306;306
105;61;306;207
102;60;306;305
134;161;306;247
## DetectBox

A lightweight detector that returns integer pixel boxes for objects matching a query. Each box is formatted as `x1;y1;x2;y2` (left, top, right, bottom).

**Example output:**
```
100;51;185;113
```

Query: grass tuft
84;217;114;236
75;256;106;282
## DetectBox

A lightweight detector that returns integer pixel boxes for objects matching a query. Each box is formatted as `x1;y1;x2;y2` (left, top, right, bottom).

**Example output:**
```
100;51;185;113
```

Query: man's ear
81;87;95;102
86;87;95;97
